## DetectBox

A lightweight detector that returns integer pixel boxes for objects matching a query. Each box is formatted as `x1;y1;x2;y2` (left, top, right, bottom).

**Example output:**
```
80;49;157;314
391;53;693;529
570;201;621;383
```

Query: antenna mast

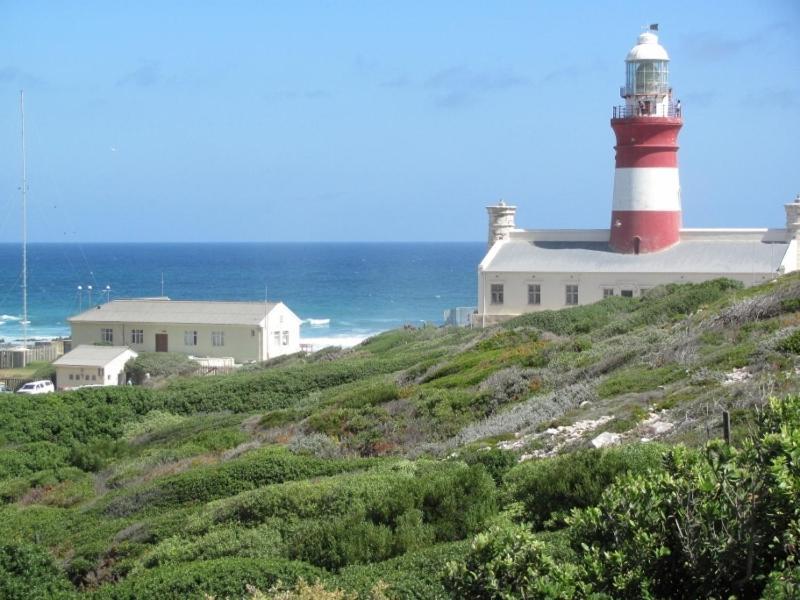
20;90;28;361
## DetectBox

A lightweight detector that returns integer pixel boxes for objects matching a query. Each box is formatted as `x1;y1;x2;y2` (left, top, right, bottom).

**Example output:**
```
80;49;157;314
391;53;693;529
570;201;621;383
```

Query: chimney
486;200;517;248
786;193;800;239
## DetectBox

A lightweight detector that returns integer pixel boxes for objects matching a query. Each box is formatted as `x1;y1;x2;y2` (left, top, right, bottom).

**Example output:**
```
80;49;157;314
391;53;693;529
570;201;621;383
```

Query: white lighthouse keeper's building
69;298;302;363
476;27;798;326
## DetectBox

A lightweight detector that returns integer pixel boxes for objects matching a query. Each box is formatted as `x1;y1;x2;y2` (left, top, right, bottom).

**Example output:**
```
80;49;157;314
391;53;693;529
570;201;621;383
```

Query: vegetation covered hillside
1;275;799;599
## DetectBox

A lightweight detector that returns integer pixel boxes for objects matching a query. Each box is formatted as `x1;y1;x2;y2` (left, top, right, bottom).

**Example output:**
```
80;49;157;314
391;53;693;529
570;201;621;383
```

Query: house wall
476;269;780;325
70;322;261;362
55;350;137;390
265;303;302;359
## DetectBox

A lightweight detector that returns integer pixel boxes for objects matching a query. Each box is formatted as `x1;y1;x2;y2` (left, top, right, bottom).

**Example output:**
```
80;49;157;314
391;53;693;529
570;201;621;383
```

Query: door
155;333;168;352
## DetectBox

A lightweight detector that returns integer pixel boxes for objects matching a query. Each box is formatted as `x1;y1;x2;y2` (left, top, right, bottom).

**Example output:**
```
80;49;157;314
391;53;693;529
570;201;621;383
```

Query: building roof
53;345;136;367
68;299;280;326
483;238;790;274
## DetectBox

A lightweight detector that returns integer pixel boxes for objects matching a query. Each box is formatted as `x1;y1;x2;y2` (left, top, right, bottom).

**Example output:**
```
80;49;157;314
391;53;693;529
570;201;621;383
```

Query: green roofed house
68;298;302;364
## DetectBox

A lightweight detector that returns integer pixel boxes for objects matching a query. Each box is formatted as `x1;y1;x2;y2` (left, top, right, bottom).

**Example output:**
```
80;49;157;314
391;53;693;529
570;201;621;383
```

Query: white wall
56;349;137;390
71;322;260;362
477;269;780;323
70;303;303;363
266;303;302;359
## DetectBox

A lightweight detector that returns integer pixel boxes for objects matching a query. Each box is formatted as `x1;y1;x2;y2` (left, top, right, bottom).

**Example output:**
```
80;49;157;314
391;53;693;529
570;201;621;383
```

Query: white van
17;380;55;395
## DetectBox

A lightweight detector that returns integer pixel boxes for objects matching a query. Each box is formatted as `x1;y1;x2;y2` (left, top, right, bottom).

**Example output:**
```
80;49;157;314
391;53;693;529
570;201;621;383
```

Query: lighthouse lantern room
610;25;683;254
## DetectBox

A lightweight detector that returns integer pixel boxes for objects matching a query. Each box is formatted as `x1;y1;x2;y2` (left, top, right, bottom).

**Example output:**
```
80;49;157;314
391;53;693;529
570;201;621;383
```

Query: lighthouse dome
626;31;670;61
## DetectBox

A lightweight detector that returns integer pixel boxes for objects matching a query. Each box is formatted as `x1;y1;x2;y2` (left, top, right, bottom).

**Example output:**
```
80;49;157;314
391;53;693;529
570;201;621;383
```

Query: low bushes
101;447;378;516
199;462;497;569
502;443;666;528
93;557;324;599
0;542;75;600
333;540;469;599
125;352;198;384
596;364;686;397
447;396;800;600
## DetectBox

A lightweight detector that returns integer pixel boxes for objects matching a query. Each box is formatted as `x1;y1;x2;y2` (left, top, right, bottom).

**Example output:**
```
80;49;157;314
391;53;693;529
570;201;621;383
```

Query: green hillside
1;275;799;599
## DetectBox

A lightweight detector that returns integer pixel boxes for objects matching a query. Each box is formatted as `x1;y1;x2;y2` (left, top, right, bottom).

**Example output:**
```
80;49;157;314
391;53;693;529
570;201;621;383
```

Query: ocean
0;243;484;347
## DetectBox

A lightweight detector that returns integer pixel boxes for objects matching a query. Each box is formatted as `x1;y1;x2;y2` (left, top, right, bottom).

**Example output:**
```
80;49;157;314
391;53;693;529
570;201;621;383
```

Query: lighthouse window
628;60;669;96
527;284;541;305
100;328;114;344
565;285;579;306
490;284;504;305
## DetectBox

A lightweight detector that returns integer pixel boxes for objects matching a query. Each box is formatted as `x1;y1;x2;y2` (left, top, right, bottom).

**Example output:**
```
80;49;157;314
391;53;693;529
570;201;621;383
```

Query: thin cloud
269;89;331;101
116;60;162;87
682;91;717;108
680;23;789;62
424;65;529;108
0;66;45;89
741;88;798;109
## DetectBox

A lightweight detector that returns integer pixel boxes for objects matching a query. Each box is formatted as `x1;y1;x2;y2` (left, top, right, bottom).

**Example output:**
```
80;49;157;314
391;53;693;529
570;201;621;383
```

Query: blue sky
0;1;797;242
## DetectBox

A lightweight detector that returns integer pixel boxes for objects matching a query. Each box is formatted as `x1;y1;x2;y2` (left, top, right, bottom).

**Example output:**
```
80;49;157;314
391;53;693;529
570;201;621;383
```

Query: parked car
16;380;55;395
0;382;12;394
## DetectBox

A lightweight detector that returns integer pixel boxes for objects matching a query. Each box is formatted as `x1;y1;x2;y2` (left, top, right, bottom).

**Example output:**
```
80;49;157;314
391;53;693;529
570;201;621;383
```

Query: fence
0;344;62;369
0;377;33;392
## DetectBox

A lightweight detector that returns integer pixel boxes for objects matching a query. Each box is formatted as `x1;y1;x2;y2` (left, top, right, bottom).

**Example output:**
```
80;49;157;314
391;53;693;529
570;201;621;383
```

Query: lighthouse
610;25;682;254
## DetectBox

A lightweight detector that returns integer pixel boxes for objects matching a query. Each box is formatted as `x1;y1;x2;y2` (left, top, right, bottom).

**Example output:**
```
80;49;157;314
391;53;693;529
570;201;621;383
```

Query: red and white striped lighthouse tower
610;25;682;254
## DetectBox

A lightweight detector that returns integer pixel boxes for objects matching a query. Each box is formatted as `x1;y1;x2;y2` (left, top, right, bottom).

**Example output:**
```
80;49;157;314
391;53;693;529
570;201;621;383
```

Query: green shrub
93;557;323;599
68;438;130;472
778;330;800;354
31;362;57;382
126;352;199;384
444;521;588;599
333;540;470;599
101;447;378;517
568;396;800;599
503;443;666;528
0;442;70;479
597;364;686;397
0;542;75;599
199;462;496;569
504;296;637;336
456;448;517;485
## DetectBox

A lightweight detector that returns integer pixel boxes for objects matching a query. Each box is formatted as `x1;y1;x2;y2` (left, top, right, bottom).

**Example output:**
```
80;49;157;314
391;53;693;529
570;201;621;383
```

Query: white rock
591;432;622;448
649;421;674;435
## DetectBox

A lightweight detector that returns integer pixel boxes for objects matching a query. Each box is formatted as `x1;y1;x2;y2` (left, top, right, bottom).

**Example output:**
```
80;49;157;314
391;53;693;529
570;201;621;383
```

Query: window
100;328;113;343
273;331;280;344
97;368;102;376
69;373;74;380
211;331;224;347
184;330;198;346
565;284;579;306
282;331;289;346
92;375;96;381
527;284;541;305
251;329;256;337
621;289;634;298
603;288;615;298
490;284;504;305
640;288;650;297
130;329;143;344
